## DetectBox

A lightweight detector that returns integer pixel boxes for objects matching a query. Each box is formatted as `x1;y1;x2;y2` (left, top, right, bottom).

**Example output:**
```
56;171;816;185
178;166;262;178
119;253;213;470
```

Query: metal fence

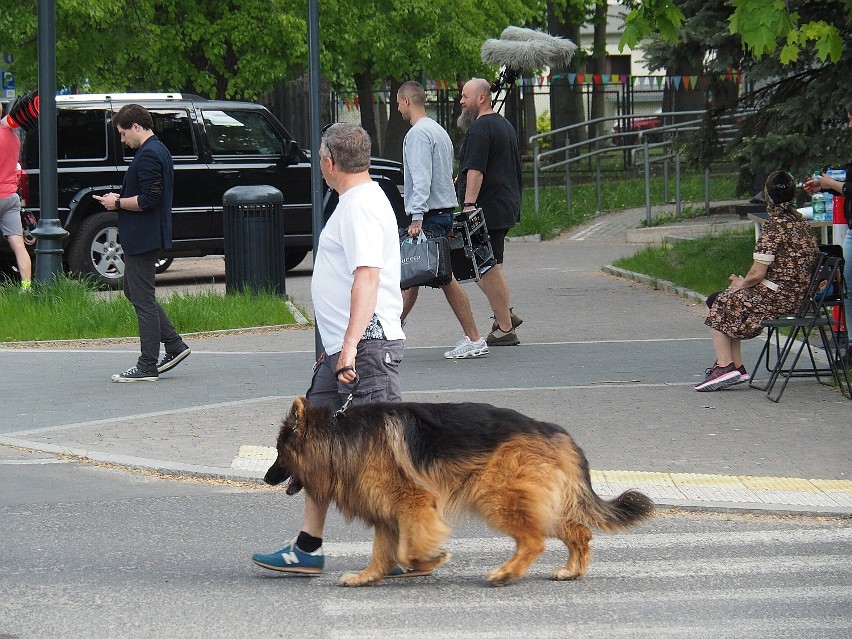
529;110;745;223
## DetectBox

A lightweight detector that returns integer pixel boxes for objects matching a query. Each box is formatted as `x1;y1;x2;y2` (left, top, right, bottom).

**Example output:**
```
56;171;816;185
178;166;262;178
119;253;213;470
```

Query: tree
620;0;851;193
0;0;308;100
619;0;845;65
730;3;852;193
318;0;543;159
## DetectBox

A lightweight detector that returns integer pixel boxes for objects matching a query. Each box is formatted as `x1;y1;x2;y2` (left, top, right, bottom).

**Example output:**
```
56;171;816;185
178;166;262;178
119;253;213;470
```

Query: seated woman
696;170;820;391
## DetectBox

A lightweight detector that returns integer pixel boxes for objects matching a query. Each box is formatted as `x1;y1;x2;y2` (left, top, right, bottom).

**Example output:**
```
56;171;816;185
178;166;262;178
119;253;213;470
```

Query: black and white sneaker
111;366;158;383
157;347;191;374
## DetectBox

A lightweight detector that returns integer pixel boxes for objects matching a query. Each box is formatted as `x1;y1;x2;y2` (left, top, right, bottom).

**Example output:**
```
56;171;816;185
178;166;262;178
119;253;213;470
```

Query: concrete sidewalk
1;204;850;516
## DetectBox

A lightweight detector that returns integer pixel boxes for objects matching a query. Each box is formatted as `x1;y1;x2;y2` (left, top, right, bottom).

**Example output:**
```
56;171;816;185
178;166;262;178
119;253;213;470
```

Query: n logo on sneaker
280;550;299;564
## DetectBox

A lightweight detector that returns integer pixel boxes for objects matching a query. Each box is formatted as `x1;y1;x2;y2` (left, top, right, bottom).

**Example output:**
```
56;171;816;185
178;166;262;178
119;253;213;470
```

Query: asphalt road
2;447;850;639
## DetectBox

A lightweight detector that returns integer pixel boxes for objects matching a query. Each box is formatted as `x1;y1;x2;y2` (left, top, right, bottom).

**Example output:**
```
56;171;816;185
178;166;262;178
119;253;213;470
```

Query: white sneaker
443;336;489;359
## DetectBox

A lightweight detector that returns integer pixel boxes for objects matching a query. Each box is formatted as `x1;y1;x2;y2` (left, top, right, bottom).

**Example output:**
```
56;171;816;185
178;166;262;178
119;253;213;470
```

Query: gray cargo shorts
306;338;404;410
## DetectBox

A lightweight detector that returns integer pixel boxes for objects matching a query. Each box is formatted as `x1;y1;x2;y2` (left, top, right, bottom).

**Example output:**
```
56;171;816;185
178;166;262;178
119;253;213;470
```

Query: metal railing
529;110;741;223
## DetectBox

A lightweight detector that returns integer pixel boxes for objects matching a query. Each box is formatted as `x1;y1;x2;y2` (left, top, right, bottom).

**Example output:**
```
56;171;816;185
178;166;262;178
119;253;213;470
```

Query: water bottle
823;193;833;221
826;168;846;182
812;193;825;220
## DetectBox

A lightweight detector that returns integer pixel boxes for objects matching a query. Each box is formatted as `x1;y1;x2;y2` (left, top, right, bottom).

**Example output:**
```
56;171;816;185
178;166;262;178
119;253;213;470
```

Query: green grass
612;230;755;296
513;172;739;239
0;275;299;342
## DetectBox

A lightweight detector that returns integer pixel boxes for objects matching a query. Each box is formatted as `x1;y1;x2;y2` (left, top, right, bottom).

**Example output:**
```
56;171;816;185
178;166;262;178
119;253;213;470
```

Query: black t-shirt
456;113;522;230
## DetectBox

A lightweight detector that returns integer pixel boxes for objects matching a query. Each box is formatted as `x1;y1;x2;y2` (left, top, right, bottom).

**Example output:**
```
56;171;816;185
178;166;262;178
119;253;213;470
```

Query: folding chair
749;253;852;402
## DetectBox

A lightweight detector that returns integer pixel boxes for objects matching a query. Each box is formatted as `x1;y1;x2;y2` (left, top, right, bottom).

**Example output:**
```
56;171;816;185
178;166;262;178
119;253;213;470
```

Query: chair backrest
811;255;843;313
790;252;827;319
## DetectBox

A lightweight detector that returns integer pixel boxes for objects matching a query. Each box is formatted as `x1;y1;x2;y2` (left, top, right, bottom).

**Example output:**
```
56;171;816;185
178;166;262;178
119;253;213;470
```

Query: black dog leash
334;366;360;419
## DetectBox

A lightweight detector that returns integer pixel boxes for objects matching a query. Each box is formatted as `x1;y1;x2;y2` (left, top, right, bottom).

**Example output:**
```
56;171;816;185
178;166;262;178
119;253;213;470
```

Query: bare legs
477;264;512;331
709;327;743;367
6;234;31;283
300;495;329;538
402;277;482;341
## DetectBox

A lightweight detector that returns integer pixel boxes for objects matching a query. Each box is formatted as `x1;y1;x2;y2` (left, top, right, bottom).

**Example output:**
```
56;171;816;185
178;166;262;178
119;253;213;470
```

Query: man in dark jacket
95;104;190;382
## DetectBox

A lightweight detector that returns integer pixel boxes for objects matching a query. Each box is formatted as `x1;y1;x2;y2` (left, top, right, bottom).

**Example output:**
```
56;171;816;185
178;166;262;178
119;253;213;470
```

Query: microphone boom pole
480;26;578;113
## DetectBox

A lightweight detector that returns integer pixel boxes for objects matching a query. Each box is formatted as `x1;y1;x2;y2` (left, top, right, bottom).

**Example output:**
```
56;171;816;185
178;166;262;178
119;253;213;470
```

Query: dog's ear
287;396;308;436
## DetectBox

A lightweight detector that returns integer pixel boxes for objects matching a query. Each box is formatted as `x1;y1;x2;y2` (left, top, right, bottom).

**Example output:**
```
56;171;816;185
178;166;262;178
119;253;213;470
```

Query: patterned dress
705;202;820;340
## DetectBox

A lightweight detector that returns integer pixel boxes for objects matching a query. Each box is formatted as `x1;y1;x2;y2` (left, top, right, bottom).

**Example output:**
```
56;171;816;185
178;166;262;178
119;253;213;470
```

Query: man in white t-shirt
252;123;423;577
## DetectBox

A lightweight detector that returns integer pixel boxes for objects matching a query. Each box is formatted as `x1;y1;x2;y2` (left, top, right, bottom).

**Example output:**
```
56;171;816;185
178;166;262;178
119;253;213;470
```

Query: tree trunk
548;5;586;149
382;78;406;161
589;0;608;139
354;69;380;156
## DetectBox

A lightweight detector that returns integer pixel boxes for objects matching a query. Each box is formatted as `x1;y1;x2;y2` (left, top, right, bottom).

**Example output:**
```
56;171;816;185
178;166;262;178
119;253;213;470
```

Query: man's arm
405;133;434;221
463;169;485;210
335;265;380;383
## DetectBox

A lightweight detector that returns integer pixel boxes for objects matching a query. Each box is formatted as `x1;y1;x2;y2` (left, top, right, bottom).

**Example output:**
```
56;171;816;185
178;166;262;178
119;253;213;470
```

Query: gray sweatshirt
402;117;458;220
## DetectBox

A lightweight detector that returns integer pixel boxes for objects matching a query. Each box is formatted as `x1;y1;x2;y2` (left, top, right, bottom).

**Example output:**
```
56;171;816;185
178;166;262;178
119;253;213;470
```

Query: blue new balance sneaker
252;538;324;575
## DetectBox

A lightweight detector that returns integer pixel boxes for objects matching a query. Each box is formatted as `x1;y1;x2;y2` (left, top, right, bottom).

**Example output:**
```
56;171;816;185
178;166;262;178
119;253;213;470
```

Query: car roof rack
55;93;202;103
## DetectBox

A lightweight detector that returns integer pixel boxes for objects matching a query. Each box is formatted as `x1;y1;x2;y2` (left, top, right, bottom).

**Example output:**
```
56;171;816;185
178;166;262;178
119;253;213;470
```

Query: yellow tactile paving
740;475;818;492
810;479;852;492
670;473;746;487
236;445;277;460
595;470;677;486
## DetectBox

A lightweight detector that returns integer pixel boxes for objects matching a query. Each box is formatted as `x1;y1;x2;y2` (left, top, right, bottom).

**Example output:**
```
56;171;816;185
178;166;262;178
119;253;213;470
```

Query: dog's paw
409;550;451;573
551;567;582;581
486;567;516;587
338;571;381;587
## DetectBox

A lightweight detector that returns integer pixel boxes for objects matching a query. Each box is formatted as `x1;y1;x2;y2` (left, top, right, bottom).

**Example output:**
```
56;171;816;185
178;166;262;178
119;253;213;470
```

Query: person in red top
0;107;32;290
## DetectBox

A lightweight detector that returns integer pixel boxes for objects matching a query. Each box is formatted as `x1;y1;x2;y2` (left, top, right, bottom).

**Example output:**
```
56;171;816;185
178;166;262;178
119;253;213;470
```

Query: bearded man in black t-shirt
456;78;524;346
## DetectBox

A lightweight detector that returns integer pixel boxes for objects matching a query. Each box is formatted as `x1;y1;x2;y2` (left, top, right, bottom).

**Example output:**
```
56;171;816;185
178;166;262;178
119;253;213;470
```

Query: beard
456;105;478;131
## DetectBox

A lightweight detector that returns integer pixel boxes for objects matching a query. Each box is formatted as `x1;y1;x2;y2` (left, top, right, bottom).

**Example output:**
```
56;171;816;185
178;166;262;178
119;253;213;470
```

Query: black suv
4;93;404;287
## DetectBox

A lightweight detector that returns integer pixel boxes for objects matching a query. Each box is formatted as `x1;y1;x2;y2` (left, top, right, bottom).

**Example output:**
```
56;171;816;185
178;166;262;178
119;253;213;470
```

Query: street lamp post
31;0;68;282
308;0;323;358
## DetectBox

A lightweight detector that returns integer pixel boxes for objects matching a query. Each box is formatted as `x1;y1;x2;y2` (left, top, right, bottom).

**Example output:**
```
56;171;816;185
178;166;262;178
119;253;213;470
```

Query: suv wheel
284;249;309;271
68;212;125;288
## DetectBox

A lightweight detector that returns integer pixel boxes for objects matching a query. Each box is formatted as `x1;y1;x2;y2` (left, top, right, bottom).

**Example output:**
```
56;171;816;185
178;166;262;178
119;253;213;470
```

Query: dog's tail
584;488;655;533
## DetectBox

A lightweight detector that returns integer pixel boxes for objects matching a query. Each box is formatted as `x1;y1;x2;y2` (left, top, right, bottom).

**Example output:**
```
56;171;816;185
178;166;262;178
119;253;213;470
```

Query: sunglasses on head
320;122;336;163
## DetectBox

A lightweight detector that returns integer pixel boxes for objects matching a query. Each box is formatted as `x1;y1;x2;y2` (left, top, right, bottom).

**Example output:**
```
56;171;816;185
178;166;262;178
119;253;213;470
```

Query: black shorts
489;228;508;264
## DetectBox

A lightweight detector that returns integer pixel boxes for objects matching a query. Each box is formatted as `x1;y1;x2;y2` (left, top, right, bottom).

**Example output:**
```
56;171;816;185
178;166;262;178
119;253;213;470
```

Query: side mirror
280;139;302;166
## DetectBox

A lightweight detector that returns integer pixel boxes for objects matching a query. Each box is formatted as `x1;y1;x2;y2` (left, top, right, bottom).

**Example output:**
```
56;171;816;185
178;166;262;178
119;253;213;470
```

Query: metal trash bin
222;185;286;296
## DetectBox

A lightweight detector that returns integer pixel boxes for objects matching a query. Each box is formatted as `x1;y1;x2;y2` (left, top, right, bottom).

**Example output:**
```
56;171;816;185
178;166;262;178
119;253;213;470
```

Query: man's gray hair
321;123;371;173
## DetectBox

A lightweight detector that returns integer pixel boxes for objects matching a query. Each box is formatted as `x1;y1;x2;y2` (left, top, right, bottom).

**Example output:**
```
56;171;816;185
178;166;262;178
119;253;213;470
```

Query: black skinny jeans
123;250;184;373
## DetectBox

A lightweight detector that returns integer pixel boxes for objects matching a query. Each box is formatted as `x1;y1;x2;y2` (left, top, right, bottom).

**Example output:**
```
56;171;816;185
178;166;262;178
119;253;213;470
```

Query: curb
602;264;707;305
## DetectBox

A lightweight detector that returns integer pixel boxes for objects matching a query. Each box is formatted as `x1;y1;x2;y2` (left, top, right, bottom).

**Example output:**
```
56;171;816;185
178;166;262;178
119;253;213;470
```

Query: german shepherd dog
264;397;654;587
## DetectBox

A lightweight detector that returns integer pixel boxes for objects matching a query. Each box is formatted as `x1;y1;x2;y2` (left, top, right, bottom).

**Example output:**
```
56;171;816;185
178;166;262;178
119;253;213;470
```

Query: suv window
26;109;108;163
118;109;197;159
59;109;108;161
202;109;284;156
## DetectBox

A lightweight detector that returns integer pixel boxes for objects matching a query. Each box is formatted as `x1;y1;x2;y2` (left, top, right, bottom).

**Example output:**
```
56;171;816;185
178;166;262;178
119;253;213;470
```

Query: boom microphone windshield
481;26;578;112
